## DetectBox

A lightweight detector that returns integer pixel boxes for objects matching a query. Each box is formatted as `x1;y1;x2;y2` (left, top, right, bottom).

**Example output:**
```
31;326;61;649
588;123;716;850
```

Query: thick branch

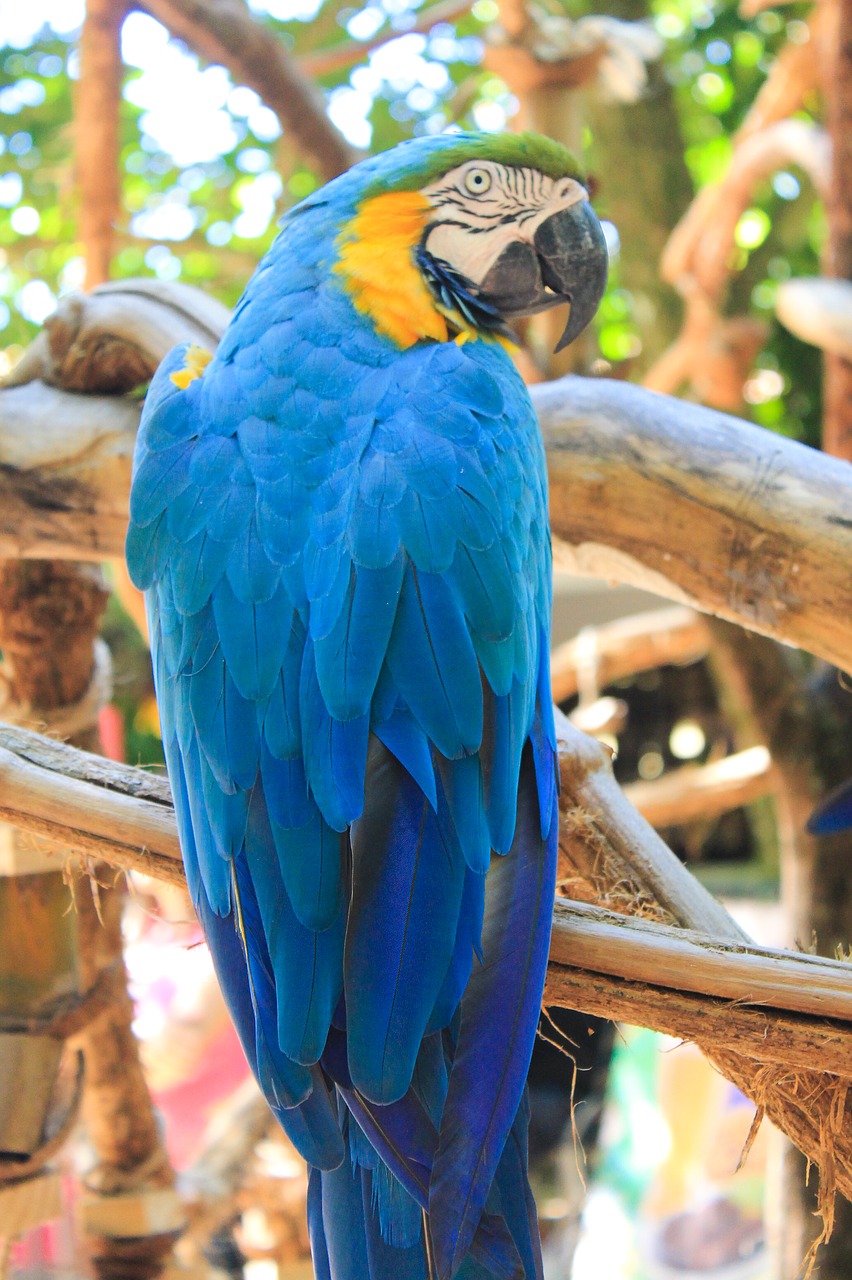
138;0;357;179
6;280;232;394
5;718;852;1200
0;381;137;562
534;376;852;676
0;731;836;1024
0;282;229;561
5;303;852;673
550;898;852;1027
544;964;852;1081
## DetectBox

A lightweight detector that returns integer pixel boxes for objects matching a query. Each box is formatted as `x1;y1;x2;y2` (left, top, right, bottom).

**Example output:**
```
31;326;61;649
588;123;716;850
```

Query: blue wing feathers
429;748;558;1280
346;744;466;1103
300;639;370;830
129;262;555;1279
373;705;438;810
261;744;313;829
807;780;852;835
314;558;405;720
269;806;345;932
307;1169;334;1280
387;566;483;759
243;791;345;1065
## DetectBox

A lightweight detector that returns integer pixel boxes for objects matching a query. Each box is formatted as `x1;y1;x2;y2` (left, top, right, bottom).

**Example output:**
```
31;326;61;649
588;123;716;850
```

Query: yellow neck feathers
334;192;456;349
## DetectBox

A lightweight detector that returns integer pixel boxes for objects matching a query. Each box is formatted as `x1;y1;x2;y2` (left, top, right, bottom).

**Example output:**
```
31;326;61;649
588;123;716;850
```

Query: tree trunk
77;0;128;289
0;561;180;1280
583;0;693;371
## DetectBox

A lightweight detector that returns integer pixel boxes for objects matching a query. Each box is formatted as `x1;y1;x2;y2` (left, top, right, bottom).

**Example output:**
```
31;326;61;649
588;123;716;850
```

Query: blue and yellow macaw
126;132;607;1280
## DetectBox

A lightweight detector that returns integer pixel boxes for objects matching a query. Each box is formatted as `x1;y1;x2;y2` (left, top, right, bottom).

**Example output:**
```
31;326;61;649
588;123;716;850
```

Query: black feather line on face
416;243;514;339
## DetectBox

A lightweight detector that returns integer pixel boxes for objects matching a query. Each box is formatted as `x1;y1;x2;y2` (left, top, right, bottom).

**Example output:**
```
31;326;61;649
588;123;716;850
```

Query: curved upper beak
478;198;609;353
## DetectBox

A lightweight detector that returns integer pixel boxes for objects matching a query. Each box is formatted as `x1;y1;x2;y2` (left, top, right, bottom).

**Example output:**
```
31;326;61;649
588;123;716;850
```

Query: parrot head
329;132;609;352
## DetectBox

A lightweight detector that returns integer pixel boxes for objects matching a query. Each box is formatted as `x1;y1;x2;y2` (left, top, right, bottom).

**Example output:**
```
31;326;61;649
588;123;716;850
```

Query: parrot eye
463;167;492;196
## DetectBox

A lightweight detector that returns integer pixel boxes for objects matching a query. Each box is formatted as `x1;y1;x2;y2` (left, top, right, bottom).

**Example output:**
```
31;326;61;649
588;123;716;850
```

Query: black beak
478;199;608;353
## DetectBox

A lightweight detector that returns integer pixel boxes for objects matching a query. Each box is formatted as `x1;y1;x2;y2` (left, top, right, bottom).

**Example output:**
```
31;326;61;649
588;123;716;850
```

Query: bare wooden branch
0;280;230;563
549;604;709;703
555;709;747;938
0;726;841;1026
624;746;773;829
138;0;357;179
544;964;852;1080
6;281;231;393
4;297;852;673
0;379;137;562
550;898;852;1025
0;724;180;878
534;376;852;676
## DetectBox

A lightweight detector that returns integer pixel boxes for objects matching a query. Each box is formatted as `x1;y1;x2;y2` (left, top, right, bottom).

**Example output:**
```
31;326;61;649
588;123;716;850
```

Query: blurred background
1;0;850;1277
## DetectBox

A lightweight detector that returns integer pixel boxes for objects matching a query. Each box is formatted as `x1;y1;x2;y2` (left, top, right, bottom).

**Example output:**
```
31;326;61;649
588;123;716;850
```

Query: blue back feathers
127;134;560;1280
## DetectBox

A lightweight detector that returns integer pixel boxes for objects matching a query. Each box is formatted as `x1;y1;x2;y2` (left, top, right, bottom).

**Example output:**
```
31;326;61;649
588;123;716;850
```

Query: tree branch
659;120;830;302
3;715;852;1201
0;721;836;1024
544;964;852;1081
5;280;232;394
534;375;852;676
623;746;773;829
136;0;357;179
550;898;852;1027
4;293;852;675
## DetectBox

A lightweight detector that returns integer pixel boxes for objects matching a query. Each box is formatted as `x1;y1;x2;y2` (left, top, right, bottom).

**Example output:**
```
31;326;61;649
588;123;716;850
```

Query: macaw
807;780;852;835
126;131;607;1280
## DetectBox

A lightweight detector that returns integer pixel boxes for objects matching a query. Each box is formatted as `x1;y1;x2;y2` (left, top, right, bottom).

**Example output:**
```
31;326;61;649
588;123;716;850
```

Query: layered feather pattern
127;134;563;1280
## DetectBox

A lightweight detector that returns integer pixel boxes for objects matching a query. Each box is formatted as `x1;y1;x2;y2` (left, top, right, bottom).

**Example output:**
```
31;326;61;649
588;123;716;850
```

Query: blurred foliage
0;0;825;448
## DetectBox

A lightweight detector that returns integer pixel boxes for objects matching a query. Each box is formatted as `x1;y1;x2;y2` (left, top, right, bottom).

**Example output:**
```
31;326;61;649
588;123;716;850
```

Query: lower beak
479;199;609;352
